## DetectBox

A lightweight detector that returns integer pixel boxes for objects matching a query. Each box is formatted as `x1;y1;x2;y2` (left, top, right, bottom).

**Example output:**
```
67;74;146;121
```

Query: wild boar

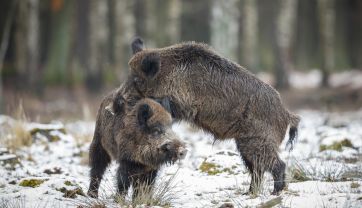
87;93;187;199
126;38;300;195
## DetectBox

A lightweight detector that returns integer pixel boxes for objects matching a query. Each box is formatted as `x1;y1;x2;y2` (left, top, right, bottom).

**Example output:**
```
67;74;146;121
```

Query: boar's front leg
116;161;132;196
88;136;111;198
117;161;158;199
131;170;158;200
120;161;158;200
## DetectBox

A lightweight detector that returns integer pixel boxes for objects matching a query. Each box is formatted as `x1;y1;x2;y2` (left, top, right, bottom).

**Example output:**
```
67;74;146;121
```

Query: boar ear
137;104;153;131
113;96;125;114
141;52;160;78
131;37;144;54
154;97;172;115
105;96;124;115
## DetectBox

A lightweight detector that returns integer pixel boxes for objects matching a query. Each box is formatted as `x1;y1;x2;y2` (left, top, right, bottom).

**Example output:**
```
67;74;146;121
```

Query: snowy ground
0;109;362;208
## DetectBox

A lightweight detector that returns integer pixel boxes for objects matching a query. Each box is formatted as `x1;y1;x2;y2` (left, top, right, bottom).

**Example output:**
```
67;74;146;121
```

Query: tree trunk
146;0;180;47
347;0;362;69
45;0;74;85
0;0;18;113
242;0;258;70
274;0;297;89
294;0;320;70
87;0;109;91
27;0;40;92
15;0;28;86
14;0;40;90
114;0;135;82
318;0;335;87
134;0;147;38
180;0;211;43
211;0;239;61
74;0;90;85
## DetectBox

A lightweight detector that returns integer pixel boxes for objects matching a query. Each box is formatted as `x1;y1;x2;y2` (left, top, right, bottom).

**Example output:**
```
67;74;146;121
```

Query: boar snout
160;141;187;162
177;147;187;159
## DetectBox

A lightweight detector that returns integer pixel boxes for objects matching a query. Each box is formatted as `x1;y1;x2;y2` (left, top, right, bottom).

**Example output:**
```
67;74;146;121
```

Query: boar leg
236;138;263;195
236;137;286;195
270;156;286;195
131;170;158;200
116;162;131;196
88;138;111;198
117;161;158;199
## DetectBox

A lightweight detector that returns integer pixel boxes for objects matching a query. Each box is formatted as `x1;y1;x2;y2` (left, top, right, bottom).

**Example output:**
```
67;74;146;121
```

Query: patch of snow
1;110;362;207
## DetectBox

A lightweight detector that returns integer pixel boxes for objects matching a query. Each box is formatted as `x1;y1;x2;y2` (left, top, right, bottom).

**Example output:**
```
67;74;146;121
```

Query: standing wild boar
126;38;300;195
87;92;187;199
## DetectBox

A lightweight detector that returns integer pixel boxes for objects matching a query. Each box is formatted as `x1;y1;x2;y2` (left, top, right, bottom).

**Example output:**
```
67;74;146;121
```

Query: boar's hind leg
270;155;286;195
88;138;111;198
236;137;285;195
236;138;264;195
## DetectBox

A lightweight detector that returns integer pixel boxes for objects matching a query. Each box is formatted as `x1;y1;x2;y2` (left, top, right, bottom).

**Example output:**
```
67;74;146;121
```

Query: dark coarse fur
87;87;186;199
127;38;301;195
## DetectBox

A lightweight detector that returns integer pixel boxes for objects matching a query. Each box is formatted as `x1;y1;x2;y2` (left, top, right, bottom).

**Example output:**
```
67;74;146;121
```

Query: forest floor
0;109;362;208
1;70;362;207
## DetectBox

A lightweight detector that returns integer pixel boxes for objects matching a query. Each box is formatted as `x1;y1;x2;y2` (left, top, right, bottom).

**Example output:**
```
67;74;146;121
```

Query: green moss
222;168;237;175
19;179;46;188
48;134;61;142
56;187;85;198
351;182;360;189
199;161;237;175
319;139;354;152
29;128;66;142
199;161;222;175
64;181;74;186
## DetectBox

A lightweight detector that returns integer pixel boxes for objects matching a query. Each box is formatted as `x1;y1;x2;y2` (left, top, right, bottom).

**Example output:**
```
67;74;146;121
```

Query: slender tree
180;0;211;43
146;0;180;47
134;0;147;38
74;0;90;85
211;0;239;61
241;0;258;70
28;0;40;91
273;0;297;89
87;0;109;91
13;0;40;90
0;0;18;112
14;0;28;86
114;0;135;82
318;0;335;87
45;0;74;85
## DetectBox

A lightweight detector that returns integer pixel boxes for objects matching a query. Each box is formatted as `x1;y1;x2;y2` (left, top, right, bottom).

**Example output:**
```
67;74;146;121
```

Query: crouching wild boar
87;94;187;199
127;38;300;195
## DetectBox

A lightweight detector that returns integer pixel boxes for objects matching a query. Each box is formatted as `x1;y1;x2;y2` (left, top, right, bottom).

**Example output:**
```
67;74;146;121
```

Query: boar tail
286;113;301;151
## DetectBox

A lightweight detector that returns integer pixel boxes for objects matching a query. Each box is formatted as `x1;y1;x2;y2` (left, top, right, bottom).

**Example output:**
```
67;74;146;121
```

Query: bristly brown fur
87;86;186;199
127;39;300;195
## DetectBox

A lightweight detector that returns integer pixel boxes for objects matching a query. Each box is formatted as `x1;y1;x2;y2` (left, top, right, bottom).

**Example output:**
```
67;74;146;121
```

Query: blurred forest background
0;0;361;121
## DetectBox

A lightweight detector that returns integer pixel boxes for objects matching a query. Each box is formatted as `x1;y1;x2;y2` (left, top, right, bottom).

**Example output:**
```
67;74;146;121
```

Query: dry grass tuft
5;121;32;151
75;171;180;208
117;172;179;207
1;102;32;151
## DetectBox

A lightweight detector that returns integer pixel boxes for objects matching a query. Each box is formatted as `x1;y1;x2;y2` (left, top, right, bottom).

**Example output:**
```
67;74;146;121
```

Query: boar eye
152;128;162;136
134;76;144;86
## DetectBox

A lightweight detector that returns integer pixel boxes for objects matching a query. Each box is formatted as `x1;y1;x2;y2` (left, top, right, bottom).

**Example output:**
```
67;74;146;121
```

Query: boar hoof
271;190;282;195
87;190;98;198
